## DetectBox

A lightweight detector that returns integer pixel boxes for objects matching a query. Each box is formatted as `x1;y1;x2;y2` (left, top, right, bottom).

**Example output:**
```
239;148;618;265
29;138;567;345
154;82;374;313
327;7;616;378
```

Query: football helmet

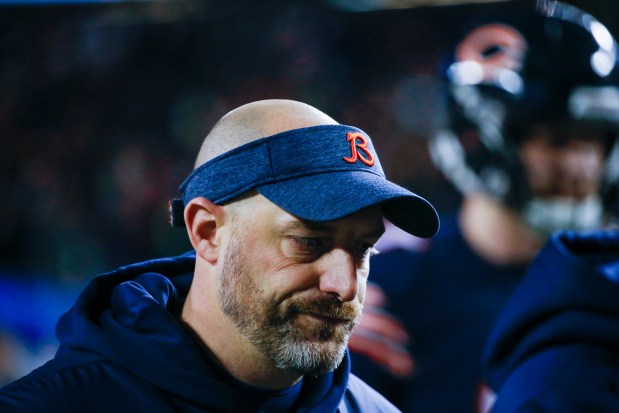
430;0;619;233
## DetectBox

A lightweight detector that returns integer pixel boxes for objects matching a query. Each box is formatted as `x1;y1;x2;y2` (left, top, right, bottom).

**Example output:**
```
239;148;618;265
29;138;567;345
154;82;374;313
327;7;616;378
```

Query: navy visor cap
170;125;439;238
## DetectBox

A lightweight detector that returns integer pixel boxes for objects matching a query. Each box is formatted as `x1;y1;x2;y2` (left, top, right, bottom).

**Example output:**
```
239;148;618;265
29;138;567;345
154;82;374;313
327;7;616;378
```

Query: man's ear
184;197;225;264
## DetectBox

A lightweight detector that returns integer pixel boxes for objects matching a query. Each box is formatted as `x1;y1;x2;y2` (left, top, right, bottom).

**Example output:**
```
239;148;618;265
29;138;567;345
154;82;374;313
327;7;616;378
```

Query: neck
459;193;545;266
181;260;301;390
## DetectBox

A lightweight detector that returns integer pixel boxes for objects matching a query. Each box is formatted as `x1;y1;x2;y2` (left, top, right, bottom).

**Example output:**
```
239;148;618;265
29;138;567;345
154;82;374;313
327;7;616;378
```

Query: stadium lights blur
326;0;516;12
0;0;516;7
0;0;165;4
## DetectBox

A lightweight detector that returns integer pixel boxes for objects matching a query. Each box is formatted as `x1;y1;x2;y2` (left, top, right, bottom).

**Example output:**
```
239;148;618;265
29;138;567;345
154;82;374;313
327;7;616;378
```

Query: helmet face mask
430;0;619;233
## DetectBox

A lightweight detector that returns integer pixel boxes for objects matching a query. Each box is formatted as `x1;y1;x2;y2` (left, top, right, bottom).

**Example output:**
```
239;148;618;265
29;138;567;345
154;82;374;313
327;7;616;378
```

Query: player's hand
348;282;414;377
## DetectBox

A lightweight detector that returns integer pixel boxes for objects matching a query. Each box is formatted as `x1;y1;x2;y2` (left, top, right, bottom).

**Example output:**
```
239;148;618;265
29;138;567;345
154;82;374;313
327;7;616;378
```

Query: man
0;99;439;412
349;1;619;412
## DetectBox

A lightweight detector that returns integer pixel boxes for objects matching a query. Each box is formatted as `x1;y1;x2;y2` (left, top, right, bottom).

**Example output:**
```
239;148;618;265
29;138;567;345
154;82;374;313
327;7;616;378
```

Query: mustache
282;296;361;322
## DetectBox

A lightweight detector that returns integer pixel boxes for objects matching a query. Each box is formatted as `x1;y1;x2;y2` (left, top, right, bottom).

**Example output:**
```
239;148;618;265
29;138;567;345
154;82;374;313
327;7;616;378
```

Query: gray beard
218;237;357;376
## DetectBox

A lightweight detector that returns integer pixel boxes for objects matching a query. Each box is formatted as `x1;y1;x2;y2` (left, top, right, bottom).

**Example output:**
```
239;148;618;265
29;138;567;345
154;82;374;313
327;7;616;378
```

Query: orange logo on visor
343;132;375;166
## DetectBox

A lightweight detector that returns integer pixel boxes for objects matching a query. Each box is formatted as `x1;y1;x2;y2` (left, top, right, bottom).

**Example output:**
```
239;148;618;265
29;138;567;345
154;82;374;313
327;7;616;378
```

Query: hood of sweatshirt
482;230;619;410
55;251;350;412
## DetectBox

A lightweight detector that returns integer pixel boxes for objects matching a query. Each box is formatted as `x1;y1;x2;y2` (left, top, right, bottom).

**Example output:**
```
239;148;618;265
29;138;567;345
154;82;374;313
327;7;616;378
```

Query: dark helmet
430;0;619;233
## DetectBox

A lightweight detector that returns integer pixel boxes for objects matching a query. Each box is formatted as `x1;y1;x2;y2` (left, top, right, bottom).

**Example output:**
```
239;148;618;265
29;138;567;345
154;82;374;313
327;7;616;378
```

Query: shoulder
491;346;619;413
342;374;401;413
0;351;170;412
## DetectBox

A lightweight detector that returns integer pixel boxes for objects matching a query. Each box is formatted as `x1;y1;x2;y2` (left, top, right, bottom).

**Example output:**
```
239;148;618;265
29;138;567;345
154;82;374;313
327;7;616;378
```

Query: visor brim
256;170;439;238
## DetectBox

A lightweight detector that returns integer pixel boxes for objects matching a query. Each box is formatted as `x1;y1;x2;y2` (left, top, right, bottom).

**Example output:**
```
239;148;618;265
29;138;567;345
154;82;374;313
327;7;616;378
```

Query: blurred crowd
0;0;457;282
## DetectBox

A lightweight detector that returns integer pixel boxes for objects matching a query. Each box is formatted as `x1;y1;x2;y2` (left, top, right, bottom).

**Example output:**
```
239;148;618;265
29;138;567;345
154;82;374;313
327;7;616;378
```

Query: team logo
343;132;375;166
455;23;527;84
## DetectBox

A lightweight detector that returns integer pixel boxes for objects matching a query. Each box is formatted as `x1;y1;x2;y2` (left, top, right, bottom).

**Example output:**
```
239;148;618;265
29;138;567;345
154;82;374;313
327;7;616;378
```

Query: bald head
194;99;338;168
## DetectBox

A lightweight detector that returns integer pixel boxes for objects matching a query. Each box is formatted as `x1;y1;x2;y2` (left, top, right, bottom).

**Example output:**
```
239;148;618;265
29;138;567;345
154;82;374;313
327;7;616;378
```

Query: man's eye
292;237;326;253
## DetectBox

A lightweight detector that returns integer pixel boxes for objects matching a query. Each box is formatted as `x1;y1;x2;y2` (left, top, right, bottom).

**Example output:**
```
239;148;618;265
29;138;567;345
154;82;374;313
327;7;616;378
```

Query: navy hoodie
482;230;619;413
0;251;399;413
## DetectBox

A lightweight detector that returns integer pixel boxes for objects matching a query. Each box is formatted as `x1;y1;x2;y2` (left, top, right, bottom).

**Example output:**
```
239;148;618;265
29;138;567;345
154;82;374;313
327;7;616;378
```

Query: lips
280;296;361;330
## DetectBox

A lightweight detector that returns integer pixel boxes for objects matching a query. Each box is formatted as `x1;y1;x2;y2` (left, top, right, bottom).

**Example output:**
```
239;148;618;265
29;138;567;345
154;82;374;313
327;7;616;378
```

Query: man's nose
317;248;359;302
